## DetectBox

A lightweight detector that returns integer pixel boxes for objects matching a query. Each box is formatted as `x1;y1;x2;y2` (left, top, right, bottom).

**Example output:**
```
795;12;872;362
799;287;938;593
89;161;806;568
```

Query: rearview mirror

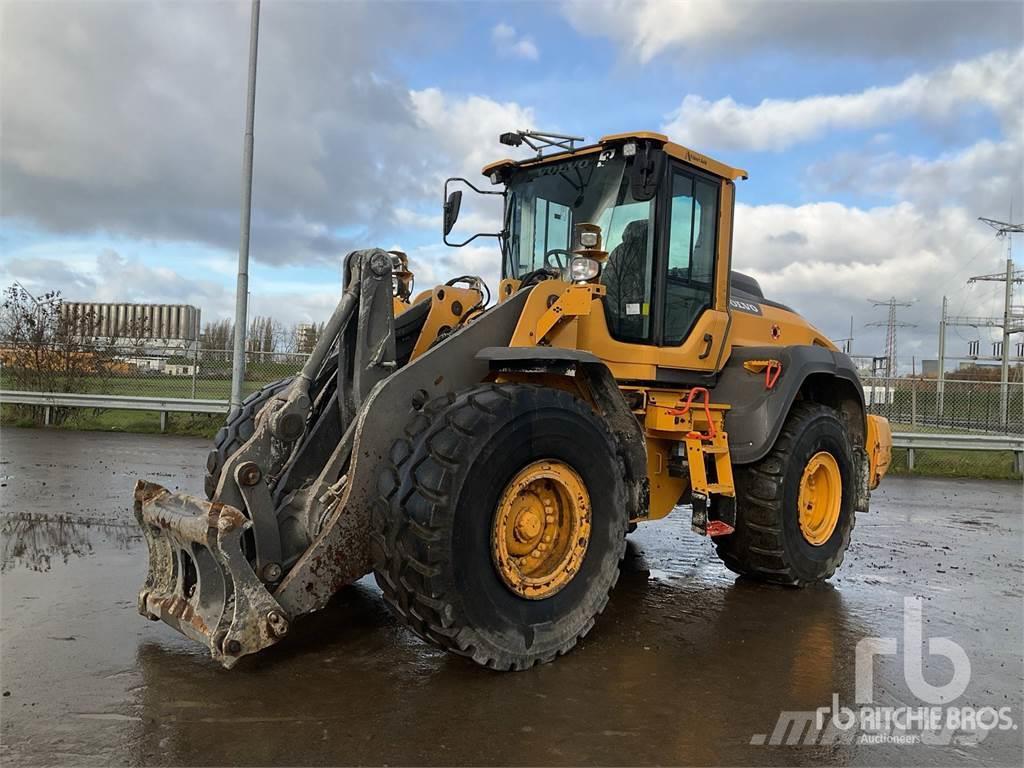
443;190;463;236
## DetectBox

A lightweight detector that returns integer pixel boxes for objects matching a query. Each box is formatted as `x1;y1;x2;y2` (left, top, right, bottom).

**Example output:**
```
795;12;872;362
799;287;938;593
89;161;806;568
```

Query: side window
664;171;718;346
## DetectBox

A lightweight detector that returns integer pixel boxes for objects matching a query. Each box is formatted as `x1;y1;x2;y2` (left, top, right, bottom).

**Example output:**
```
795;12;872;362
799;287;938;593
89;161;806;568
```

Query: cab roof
481;131;748;182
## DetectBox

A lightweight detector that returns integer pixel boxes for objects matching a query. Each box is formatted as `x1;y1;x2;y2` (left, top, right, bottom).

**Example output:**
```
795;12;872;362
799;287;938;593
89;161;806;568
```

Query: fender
711;345;866;465
476;345;649;521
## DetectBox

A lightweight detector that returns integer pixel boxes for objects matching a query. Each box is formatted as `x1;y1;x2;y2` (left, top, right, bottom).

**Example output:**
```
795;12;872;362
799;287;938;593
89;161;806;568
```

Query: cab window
599;194;655;342
664;171;718;346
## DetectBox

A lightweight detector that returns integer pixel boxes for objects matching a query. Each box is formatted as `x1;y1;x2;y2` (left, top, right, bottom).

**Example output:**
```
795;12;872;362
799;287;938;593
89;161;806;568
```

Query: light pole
230;0;260;414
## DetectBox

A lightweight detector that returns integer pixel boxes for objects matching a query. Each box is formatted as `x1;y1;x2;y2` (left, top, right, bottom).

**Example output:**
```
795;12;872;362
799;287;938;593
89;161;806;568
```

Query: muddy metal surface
1;427;1021;766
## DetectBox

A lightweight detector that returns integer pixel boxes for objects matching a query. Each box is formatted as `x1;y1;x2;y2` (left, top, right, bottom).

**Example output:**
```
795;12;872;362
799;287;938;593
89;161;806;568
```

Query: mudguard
712;345;866;465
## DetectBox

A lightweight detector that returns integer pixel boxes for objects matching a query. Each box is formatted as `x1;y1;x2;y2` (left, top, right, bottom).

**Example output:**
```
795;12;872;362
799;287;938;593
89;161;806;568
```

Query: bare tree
0;285;149;424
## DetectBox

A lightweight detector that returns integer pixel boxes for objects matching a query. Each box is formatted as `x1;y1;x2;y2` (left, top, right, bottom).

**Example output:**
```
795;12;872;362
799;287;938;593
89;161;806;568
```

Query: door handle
698;333;714;360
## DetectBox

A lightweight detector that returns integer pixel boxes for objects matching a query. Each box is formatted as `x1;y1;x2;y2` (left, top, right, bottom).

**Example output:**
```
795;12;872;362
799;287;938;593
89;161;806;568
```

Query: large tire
715;402;856;586
204;377;293;499
371;383;628;671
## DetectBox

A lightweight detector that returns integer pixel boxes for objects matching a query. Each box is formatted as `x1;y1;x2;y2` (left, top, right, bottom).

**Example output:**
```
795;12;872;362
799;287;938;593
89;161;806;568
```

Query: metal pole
191;308;201;399
937;296;946;418
230;0;260;414
999;256;1012;427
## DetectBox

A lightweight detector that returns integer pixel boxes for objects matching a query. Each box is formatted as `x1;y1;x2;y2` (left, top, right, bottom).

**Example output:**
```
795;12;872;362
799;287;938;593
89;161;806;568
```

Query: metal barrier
3;389;1022;475
893;432;1024;475
0;390;228;432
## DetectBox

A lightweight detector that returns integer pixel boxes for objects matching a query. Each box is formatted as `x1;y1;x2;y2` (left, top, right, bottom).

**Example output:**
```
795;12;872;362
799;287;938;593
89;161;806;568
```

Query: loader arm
134;249;526;668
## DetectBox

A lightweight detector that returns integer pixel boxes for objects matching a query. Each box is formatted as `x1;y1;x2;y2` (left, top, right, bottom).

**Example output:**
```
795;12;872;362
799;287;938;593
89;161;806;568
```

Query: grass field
1;404;222;437
0;373;288;400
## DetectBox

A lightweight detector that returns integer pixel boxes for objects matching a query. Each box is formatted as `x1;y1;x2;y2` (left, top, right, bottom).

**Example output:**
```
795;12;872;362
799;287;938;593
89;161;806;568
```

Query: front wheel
714;402;856;585
371;384;628;670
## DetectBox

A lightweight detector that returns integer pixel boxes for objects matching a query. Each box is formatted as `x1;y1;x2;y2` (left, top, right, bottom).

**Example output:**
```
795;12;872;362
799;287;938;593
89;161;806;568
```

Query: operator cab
445;132;747;362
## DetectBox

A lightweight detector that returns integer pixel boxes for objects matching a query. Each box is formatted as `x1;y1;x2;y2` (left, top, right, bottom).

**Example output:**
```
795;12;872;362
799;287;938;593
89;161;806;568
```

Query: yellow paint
491;460;591;600
645;438;685;520
866;415;893;489
797;452;842;546
409;284;483;361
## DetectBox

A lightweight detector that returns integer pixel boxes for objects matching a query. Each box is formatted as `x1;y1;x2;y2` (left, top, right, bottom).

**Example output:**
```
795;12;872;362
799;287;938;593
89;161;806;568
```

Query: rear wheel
371;384;628;670
714;402;855;585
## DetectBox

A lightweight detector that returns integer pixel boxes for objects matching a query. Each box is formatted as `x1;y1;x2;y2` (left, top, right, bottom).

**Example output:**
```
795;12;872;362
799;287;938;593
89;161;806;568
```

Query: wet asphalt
0;426;1021;766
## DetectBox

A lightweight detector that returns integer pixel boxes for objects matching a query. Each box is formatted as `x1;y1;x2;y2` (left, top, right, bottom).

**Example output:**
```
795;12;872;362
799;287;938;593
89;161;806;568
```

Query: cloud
562;0;1022;64
662;48;1023;152
806;138;1024;220
491;22;539;61
731;201;1008;356
409;88;537;179
0;1;530;267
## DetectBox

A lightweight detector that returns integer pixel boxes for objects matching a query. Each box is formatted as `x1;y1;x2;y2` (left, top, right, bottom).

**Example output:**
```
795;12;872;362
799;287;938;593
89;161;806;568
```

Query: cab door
653;165;731;373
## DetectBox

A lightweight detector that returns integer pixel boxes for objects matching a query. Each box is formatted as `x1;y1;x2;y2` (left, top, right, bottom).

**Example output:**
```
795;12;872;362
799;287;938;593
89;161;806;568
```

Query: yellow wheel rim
797;451;842;546
492;460;591;600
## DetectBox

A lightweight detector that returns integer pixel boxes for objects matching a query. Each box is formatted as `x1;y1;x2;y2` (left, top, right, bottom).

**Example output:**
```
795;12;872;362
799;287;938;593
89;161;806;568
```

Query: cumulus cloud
491;22;539;61
807;138;1024;220
0;1;524;267
662;48;1023;152
562;0;1022;64
731;200;1009;356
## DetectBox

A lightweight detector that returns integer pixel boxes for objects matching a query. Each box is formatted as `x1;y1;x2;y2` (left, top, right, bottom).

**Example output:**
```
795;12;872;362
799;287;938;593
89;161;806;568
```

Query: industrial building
60;302;201;355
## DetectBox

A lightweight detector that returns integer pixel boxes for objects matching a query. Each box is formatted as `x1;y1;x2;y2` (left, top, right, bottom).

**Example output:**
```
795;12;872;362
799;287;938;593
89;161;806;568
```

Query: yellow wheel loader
133;131;893;669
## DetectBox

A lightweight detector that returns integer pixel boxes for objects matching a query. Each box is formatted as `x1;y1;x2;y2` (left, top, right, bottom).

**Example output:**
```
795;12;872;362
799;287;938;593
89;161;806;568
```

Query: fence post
907;446;915;472
44;405;51;426
160;411;168;433
911;379;918;428
191;343;199;399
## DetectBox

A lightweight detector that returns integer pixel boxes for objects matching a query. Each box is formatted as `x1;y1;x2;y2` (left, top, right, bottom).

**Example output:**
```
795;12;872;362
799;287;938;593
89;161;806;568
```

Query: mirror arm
442;177;507;248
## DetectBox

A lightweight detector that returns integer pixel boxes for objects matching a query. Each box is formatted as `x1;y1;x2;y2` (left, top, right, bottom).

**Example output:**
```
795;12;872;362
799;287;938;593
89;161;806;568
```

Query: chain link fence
862;376;1023;479
3;342;1021;478
0;344;304;430
1;344;304;401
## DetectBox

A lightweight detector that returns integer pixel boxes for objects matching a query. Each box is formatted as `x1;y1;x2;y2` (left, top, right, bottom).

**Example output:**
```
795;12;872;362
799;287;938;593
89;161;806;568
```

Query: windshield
504;153;651;276
503;151;656;341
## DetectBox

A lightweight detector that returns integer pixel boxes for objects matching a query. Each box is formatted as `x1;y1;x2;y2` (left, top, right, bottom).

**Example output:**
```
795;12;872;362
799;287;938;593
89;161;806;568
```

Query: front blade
133;480;289;668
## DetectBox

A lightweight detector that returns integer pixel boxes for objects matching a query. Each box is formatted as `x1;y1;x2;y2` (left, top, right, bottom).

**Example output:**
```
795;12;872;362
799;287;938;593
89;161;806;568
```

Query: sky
1;0;1022;365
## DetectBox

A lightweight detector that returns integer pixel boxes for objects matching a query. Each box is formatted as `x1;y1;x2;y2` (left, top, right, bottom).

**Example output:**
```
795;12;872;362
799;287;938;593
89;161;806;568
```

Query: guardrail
1;390;228;431
892;432;1024;474
2;390;1023;474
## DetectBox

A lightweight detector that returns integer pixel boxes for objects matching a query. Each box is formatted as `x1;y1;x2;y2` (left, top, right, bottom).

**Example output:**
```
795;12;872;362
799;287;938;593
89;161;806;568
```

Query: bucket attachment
134;480;289;668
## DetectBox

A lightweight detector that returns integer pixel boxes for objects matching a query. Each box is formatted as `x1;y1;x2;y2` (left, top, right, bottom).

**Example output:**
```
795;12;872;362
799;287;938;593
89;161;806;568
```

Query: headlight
570;256;600;282
622;142;637;157
579;231;599;248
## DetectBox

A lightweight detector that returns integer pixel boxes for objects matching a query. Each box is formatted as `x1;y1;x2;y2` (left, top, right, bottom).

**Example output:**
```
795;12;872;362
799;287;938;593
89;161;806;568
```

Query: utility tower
866;298;915;378
953;216;1023;426
938;216;1023;424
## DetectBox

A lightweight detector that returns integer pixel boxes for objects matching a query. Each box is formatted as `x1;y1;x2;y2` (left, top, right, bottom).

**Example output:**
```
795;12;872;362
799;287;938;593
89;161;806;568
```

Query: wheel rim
492;460;591;600
797;451;842;546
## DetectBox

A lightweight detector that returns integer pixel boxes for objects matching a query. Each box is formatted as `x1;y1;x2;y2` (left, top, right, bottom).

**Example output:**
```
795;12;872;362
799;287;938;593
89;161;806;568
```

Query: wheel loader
133;130;893;669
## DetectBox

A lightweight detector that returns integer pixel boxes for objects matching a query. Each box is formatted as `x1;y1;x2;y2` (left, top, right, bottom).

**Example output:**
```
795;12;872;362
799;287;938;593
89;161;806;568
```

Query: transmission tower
963;215;1023;425
866;297;916;378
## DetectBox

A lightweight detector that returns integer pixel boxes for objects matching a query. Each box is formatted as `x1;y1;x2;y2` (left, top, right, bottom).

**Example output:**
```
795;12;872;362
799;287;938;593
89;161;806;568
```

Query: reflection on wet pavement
2;513;140;573
1;427;1021;766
